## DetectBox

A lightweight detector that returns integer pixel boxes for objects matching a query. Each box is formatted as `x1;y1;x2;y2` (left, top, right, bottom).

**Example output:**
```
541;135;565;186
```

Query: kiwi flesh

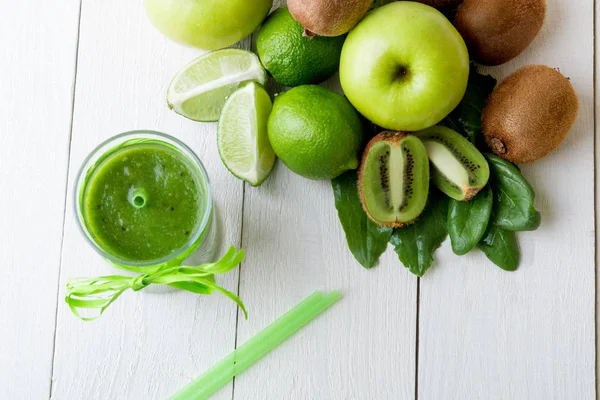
483;65;579;164
288;0;372;37
415;126;489;201
454;0;546;66
359;131;430;227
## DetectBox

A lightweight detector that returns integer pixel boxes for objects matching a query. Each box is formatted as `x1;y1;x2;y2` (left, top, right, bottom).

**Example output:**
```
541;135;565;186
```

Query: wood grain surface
417;1;596;398
49;1;244;399
0;0;596;399
0;1;80;398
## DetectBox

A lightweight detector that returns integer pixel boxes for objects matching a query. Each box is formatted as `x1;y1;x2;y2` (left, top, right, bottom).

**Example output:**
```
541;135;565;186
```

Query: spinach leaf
332;171;393;269
390;193;449;277
443;66;497;147
486;154;541;231
447;185;493;256
478;225;520;271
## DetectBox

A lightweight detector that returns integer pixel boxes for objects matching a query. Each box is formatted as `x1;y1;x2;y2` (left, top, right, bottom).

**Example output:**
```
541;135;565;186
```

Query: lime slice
218;82;276;186
167;49;267;122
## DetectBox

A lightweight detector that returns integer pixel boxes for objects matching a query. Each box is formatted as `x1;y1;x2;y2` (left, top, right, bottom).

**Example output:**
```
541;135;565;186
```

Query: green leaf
478;225;520;271
447;185;493;256
332;171;393;269
443;66;497;147
486;154;541;231
390;193;449;277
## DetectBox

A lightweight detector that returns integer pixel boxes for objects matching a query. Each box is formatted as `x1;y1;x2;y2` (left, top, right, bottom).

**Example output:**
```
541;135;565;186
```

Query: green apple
144;0;272;50
340;2;469;132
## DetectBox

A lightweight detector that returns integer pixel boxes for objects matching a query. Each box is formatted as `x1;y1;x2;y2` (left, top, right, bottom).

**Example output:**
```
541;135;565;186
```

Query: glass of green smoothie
75;130;212;271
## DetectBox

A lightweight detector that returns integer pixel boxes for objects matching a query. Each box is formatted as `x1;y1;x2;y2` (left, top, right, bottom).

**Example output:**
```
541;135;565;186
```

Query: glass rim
74;130;213;268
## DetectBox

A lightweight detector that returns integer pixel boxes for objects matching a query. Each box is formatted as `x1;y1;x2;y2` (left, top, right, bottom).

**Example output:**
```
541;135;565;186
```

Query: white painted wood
419;1;596;399
232;3;417;400
235;169;418;400
50;1;247;399
0;1;80;399
2;0;594;398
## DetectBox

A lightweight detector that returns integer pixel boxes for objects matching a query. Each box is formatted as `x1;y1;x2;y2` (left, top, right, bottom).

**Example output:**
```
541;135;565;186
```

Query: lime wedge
167;49;267;122
218;82;276;186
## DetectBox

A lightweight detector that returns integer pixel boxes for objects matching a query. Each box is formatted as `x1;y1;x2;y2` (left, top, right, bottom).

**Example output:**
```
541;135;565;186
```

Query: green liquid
82;142;208;263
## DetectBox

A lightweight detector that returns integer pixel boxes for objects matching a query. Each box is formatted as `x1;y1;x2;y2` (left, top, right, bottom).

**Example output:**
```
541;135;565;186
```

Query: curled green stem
65;247;246;321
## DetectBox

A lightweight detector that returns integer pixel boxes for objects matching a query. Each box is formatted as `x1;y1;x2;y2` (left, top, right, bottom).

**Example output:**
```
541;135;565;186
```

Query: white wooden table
0;0;596;399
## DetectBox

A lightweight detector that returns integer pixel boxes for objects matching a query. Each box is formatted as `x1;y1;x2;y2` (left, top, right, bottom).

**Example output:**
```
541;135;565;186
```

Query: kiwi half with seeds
415;126;489;201
359;131;430;228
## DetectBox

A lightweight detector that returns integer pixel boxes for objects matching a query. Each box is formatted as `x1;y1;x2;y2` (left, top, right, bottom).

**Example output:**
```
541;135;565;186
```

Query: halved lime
167;49;267;122
218;82;275;186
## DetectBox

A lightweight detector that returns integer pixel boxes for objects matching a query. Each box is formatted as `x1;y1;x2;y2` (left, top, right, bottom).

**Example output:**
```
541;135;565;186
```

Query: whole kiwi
454;0;546;66
414;0;463;9
288;0;372;37
483;65;579;164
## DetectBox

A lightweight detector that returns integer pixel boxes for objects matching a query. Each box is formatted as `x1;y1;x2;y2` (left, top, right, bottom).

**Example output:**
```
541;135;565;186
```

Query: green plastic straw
170;290;341;400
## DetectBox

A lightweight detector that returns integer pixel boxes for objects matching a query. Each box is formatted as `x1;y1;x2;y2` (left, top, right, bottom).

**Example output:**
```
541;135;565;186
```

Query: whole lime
268;85;364;180
257;7;346;87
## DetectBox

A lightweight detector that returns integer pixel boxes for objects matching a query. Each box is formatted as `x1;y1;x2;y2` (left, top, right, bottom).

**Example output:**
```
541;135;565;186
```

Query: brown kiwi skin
288;0;372;37
482;65;579;164
454;0;546;66
358;131;410;228
461;187;482;202
414;0;463;9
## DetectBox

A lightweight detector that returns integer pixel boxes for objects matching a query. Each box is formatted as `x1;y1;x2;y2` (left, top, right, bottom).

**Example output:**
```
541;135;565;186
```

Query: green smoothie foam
81;141;209;263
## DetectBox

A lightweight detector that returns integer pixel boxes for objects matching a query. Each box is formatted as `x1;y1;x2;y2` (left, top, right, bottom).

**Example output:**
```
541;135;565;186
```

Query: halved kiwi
358;131;430;227
415;126;489;201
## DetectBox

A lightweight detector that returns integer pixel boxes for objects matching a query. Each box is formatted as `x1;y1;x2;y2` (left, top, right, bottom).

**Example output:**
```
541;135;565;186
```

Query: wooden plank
50;1;246;399
419;1;596;399
232;2;417;399
0;1;80;398
234;171;418;399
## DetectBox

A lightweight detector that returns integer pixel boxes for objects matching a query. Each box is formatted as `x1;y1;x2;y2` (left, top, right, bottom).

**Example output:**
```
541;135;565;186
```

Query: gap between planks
231;31;256;400
231;182;246;400
415;278;421;400
48;1;84;398
595;0;599;398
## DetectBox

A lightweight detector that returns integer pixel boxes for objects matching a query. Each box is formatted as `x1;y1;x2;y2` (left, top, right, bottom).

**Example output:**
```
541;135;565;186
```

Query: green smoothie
81;140;209;263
